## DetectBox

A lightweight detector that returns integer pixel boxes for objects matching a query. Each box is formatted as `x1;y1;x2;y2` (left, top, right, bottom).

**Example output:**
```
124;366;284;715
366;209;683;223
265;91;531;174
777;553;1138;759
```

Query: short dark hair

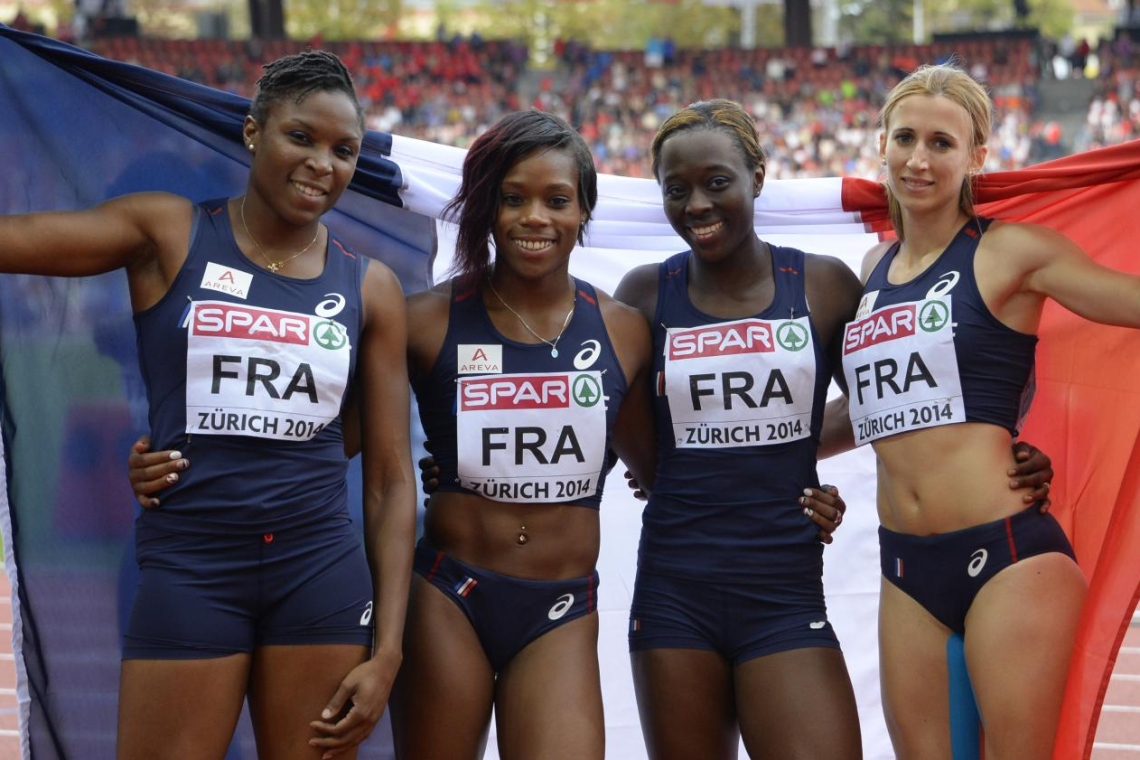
250;49;363;130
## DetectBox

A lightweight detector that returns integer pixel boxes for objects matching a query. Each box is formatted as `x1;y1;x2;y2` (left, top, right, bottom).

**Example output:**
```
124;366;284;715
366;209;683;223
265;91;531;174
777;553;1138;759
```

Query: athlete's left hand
308;648;400;758
1009;440;1054;512
801;484;846;544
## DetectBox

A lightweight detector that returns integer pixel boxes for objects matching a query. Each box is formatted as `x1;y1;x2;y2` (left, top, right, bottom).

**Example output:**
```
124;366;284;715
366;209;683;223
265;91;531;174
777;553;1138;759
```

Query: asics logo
967;549;988;577
574;340;601;370
359;601;373;626
548;593;575;620
926;271;960;298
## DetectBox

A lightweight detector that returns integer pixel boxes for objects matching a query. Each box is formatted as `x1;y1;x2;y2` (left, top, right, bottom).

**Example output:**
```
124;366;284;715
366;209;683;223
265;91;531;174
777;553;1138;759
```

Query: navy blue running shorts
123;516;374;659
879;504;1076;632
628;560;840;666
413;539;598;672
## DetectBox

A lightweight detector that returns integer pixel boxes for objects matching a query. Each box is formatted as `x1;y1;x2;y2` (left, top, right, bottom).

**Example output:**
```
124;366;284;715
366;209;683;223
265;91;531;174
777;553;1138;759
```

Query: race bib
185;300;351;441
456;371;607;503
842;296;964;445
663;316;816;448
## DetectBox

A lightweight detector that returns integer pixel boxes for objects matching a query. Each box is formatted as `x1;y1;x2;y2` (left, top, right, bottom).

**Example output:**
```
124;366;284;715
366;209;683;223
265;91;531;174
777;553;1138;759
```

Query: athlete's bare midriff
872;422;1033;535
423;492;601;580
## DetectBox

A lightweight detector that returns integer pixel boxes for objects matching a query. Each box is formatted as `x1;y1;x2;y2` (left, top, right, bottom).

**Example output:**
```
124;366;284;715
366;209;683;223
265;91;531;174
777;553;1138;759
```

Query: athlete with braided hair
0;50;416;759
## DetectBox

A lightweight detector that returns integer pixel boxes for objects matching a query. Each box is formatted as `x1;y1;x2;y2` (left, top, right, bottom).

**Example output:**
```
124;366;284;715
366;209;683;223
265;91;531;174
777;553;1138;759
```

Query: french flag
454;576;478;598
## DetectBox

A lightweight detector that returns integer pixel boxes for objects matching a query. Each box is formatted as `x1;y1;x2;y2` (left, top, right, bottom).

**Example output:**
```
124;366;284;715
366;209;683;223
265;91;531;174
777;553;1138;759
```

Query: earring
880;157;887;165
247;144;254;151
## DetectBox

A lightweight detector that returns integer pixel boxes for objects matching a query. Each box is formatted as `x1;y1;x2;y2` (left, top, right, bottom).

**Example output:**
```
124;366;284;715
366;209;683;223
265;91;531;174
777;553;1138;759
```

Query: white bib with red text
185;300;351;441
842;295;964;445
663;316;816;448
455;371;607;503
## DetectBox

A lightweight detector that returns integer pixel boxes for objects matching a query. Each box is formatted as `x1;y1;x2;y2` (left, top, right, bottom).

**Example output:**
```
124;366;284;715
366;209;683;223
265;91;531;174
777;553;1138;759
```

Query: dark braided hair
249;50;363;129
443;110;597;286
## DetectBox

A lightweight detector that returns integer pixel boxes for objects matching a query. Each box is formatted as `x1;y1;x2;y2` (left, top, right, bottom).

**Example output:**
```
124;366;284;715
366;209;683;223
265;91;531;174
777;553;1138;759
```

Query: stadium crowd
83;30;1140;179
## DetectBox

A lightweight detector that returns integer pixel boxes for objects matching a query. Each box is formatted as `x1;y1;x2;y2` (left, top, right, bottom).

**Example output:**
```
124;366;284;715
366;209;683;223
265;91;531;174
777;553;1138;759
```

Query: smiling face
656;127;764;264
492;147;587;281
879;93;987;219
244;88;363;226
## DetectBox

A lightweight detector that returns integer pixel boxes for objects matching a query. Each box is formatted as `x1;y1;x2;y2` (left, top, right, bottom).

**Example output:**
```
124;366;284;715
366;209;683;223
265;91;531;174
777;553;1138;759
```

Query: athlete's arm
602;294;658;494
818;396;856;460
0;192;193;312
340;386;362;459
310;261;416;756
1001;221;1140;328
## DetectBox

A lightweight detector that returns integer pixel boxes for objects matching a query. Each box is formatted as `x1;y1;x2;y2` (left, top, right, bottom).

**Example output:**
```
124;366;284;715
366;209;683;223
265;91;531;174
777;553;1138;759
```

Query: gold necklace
239;196;321;274
486;276;576;358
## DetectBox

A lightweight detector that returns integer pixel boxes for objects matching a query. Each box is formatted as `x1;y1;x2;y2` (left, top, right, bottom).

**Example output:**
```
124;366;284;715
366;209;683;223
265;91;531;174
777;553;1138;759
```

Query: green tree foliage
470;0;740;62
836;0;914;45
837;0;1073;45
284;0;403;39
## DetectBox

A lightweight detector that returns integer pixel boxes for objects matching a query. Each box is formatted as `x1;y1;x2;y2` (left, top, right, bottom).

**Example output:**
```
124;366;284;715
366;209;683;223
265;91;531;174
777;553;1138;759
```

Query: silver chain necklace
486;276;576;358
240;196;320;274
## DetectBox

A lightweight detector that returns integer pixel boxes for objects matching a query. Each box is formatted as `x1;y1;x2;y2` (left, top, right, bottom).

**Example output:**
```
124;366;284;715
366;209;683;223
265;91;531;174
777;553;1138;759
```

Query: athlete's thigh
495;612;604;760
735;647;861;760
117;655;250;760
390;576;495;760
965;553;1086;760
877;578;953;760
630;647;738;760
248;643;370;760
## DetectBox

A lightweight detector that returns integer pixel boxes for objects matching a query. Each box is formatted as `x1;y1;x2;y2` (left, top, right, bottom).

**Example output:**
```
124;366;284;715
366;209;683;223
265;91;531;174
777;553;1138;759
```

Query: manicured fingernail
803;488;813;496
169;451;182;460
166;473;179;484
804;507;813;517
322;708;333;719
799;496;808;506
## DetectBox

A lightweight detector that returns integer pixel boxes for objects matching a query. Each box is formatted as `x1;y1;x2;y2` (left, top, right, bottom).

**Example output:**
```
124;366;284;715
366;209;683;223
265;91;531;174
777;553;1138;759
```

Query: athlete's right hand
418;455;440;507
624;470;648;501
801;485;846;544
127;435;188;509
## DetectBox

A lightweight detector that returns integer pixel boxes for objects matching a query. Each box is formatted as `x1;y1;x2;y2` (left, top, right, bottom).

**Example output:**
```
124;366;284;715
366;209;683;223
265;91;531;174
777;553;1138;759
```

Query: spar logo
667;320;774;360
314;320;348;350
843;304;916;354
918;301;950;333
192;303;310;345
460;374;605;411
572;374;601;407
776;321;809;352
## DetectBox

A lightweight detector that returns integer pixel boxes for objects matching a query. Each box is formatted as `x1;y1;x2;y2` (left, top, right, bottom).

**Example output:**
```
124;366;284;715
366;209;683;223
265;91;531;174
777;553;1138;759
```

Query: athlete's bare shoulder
406;278;456;377
614;262;660;323
860;239;895;283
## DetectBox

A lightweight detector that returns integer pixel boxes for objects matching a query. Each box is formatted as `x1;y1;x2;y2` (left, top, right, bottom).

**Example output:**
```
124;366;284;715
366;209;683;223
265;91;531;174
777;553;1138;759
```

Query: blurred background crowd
4;0;1139;180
